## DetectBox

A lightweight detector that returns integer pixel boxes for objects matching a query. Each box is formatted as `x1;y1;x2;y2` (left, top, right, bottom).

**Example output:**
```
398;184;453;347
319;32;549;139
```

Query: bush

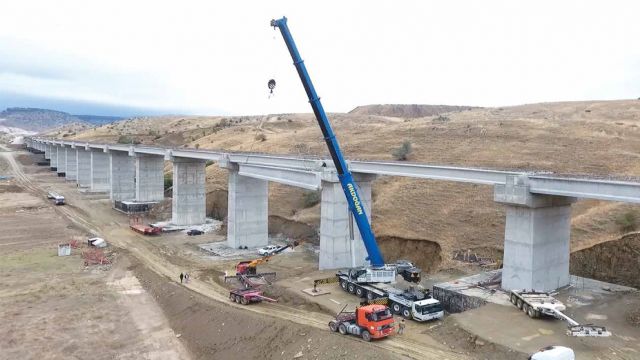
205;160;215;167
164;174;173;191
194;143;200;149
302;190;321;208
392;141;412;161
255;133;267;142
616;210;639;233
117;135;140;144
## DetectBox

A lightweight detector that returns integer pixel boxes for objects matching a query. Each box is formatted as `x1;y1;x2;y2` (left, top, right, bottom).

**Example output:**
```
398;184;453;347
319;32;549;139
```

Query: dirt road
2;146;474;359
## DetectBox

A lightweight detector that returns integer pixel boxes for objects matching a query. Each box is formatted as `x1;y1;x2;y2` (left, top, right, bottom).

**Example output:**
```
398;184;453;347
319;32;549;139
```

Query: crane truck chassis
510;290;611;337
328;304;395;341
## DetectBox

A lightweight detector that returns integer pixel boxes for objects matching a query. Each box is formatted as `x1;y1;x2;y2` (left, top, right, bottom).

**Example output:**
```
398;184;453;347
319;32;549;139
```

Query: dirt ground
1;147;475;359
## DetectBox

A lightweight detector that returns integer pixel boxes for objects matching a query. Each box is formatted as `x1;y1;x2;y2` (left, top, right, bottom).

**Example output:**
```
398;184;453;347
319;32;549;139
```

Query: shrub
255;133;267;142
616;210;639;233
117;135;140;144
392;141;412;161
195;143;200;149
164;174;173;191
303;190;321;208
433;115;450;123
205;160;215;167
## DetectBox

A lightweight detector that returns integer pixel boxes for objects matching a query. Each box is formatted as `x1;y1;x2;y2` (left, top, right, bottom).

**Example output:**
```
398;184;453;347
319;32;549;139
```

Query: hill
349;104;479;118
0;107;124;132
60;100;640;272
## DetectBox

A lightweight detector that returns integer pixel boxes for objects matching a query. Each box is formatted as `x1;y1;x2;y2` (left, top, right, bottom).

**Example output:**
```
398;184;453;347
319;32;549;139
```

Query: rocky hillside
349;104;479;118
0;107;123;132
60;100;640;271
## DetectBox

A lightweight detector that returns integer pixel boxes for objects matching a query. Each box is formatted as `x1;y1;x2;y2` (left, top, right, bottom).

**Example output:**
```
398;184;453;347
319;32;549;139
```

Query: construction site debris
57;243;71;256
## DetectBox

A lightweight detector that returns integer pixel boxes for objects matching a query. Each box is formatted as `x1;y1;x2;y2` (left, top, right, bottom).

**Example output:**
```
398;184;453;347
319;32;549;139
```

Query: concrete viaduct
24;137;640;292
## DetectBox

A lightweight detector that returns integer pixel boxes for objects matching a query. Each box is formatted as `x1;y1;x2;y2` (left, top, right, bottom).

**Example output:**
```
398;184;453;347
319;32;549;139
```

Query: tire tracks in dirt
4;148;470;360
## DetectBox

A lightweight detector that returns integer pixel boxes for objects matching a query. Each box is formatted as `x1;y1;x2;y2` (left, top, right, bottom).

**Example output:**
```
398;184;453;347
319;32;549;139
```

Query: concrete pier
226;165;269;249
110;152;136;201
319;173;372;270
56;146;66;175
90;150;111;192
135;154;164;202
44;144;51;160
171;157;206;226
50;145;58;170
77;149;91;187
65;148;77;180
495;175;575;291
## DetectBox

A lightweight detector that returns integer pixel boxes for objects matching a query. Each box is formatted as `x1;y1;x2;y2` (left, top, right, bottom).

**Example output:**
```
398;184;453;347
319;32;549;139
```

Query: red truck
328;304;395;341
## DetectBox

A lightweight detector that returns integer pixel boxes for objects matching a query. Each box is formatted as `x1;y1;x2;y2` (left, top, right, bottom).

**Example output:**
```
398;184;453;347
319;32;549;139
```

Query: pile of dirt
148;198;172;221
349;104;478;118
378;236;442;272
570;233;640;288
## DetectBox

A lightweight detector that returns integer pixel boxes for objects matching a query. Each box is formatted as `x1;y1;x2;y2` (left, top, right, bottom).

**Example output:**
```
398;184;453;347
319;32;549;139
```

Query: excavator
234;241;299;276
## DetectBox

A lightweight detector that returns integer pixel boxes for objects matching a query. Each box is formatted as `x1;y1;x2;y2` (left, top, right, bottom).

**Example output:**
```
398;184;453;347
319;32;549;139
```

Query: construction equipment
234;243;296;276
314;275;444;321
129;216;162;235
47;191;65;205
224;273;277;288
229;287;277;305
271;17;423;283
510;290;611;337
328;304;395;341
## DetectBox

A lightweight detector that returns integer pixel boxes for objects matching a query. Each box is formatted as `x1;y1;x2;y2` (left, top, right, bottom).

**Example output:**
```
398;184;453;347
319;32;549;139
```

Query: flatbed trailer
229;288;277;305
510;290;611;337
130;223;162;235
315;273;444;321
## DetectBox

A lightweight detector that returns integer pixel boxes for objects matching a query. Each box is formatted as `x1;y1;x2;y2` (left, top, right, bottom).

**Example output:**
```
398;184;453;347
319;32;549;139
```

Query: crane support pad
365;297;389;306
313;276;339;287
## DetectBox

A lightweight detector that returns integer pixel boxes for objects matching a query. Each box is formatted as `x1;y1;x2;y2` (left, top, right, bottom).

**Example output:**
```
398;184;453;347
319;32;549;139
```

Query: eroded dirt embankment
378;236;442;272
570;233;640;288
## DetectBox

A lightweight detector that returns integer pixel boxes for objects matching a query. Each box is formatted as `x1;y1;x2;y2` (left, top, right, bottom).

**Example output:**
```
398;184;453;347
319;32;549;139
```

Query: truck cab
412;298;444;321
329;304;395;341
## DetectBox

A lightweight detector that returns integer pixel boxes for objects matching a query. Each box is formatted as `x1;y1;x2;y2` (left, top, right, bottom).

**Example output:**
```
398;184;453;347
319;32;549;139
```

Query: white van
529;346;575;360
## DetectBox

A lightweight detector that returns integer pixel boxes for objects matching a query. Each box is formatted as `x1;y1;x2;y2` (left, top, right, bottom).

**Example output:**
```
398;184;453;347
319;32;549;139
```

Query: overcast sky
1;0;639;116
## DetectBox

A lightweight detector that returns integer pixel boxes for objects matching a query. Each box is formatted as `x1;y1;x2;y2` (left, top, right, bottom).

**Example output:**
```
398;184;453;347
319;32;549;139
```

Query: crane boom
271;17;385;267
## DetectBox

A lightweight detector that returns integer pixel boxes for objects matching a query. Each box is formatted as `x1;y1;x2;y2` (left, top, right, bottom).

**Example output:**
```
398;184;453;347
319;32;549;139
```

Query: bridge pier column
50;145;58;171
495;175;576;292
44;144;51;160
135;154;165;202
319;173;373;270
224;163;269;249
171;157;206;226
77;149;91;187
56;146;66;176
90;149;111;192
65;148;77;181
110;151;136;201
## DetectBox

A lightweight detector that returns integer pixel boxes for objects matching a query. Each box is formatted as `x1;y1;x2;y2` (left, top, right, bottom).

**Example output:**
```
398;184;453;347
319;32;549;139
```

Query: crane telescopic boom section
270;16;385;267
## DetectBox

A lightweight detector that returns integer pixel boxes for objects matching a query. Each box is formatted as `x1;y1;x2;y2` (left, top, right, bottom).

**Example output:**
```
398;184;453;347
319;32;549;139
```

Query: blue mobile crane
270;18;445;321
270;17;421;283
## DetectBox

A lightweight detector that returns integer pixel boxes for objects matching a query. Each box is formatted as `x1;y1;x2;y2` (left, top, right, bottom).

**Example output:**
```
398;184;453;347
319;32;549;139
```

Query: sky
0;0;639;116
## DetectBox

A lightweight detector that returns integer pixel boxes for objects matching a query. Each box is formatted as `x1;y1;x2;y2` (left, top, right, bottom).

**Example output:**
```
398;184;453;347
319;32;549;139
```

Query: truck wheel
355;287;364;297
340;279;348;291
366;291;375;301
527;306;538;318
348;283;356;294
402;307;412;319
516;299;523;309
361;330;372;342
510;294;517;305
338;323;347;335
522;303;529;314
329;321;338;332
392;303;402;314
229;293;235;301
240;296;249;305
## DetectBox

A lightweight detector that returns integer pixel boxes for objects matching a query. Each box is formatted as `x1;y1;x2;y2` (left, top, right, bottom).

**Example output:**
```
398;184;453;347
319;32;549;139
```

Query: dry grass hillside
60;100;640;271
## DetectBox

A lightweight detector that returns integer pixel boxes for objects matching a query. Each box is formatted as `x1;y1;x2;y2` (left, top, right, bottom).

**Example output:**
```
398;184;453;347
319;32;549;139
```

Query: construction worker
398;319;406;335
179;272;184;283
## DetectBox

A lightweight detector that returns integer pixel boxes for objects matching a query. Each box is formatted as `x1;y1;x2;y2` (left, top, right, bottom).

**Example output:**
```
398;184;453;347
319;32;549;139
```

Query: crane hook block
268;79;276;90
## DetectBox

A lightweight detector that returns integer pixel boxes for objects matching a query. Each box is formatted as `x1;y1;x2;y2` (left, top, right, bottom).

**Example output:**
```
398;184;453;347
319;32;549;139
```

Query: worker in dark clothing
179;272;184;283
398;319;406;335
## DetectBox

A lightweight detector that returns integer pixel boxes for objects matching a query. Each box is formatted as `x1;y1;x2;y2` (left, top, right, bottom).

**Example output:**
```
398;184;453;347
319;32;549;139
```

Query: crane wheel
348;283;356;294
527;306;538;318
522;303;529;314
356;287;364;297
361;330;372;342
510;294;517;304
402;307;412;319
340;279;348;291
329;321;338;332
392;303;402;314
366;291;375;301
516;299;523;309
338;323;347;335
